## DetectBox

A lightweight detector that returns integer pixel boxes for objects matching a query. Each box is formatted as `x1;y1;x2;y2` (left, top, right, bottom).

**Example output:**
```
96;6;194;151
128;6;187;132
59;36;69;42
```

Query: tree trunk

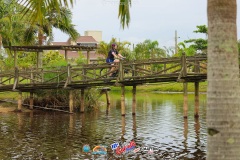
207;0;240;159
37;30;43;68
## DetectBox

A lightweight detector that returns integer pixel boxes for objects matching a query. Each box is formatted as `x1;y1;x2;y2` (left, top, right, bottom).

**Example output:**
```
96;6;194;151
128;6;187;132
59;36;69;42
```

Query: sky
53;0;240;48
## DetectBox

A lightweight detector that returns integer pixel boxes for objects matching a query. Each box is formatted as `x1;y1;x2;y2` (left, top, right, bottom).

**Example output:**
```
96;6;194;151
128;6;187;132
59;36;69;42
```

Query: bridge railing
0;54;207;90
118;53;207;82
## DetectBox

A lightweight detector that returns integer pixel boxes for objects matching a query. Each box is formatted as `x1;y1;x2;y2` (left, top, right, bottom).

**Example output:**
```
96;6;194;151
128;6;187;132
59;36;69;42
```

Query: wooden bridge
0;45;207;118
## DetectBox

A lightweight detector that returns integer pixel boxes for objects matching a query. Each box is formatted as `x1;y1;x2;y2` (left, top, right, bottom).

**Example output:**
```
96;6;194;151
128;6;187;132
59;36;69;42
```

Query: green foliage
75;51;87;65
184;38;207;51
17;52;37;68
43;51;67;67
0;1;79;47
118;0;131;29
132;39;166;60
182;25;208;54
2;57;14;70
97;37;131;59
0;1;27;47
33;88;101;112
194;25;208;34
178;42;196;56
110;82;207;92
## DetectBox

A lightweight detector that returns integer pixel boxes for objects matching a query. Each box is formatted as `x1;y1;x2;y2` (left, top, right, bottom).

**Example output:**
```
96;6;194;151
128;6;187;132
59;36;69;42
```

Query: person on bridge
106;43;125;77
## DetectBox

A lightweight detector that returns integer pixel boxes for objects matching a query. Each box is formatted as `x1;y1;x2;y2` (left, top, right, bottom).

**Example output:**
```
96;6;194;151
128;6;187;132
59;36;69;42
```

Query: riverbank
0;101;32;113
0;92;31;113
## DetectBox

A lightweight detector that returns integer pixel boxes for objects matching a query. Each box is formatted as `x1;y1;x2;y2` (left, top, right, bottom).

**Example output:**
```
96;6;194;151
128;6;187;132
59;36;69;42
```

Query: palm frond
118;0;131;29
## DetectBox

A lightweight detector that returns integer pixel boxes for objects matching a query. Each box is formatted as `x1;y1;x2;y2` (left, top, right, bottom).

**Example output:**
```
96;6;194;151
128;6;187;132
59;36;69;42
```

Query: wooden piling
194;82;199;118
69;90;74;113
121;116;126;136
132;85;136;115
18;91;22;111
183;82;188;118
106;89;110;105
132;114;137;138
121;86;125;116
30;92;34;110
80;89;85;113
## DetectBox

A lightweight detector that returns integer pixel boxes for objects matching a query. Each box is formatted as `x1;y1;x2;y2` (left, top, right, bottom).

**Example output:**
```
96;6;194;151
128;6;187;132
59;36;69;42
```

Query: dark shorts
106;58;114;63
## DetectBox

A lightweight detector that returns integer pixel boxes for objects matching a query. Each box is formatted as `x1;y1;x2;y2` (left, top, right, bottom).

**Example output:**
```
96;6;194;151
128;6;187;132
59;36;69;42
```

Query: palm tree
207;0;240;159
133;39;166;60
97;38;131;58
23;7;79;45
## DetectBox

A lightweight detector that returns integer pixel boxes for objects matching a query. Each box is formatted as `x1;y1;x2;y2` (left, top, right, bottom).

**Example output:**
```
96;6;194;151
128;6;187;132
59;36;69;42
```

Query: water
0;92;207;160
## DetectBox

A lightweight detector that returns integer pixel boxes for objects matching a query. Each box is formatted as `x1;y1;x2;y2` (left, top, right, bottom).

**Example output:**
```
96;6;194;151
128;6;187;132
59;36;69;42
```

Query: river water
0;92;207;160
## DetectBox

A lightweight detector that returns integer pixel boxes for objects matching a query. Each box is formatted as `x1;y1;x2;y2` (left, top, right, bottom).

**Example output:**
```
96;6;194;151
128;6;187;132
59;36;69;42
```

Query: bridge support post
132;85;136;115
30;92;34;110
121;86;125;116
194;82;199;118
105;89;110;105
69;90;74;113
87;51;90;64
183;82;188;118
18;91;22;111
80;89;85;113
14;50;17;67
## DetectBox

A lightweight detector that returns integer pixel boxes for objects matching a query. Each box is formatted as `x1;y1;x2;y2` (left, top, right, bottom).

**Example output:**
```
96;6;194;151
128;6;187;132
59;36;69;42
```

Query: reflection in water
0;93;206;159
69;115;74;135
121;116;126;142
132;115;137;139
183;118;188;158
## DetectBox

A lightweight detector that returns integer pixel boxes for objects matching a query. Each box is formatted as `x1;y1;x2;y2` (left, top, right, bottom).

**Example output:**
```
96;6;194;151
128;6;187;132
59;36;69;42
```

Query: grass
111;82;207;93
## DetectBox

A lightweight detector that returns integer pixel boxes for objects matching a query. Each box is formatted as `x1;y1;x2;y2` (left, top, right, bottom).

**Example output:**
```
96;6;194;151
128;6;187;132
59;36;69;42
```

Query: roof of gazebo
4;45;98;52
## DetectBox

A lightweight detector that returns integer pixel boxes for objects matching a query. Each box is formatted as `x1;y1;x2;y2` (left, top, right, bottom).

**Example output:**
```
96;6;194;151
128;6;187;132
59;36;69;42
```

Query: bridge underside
0;75;207;92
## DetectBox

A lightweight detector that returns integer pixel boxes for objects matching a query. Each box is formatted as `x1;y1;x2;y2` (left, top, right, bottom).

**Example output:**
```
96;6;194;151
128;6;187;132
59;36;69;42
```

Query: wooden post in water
80;89;85;113
69;90;74;113
121;86;125;116
132;85;136;115
194;57;200;118
183;82;188;118
30;92;34;110
18;91;22;111
194;82;199;118
106;89;110;105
